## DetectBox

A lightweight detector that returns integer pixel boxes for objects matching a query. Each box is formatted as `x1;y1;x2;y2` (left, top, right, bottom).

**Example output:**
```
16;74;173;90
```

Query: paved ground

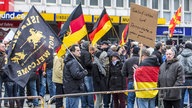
0;94;56;108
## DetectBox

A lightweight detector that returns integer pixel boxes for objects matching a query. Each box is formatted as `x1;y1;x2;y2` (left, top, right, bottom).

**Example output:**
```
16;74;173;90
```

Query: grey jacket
158;58;184;100
177;48;192;78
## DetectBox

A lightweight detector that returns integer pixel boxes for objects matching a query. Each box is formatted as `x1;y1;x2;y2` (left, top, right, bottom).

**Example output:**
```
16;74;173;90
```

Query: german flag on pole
119;24;129;46
169;6;181;38
89;8;112;46
57;4;87;57
134;57;160;98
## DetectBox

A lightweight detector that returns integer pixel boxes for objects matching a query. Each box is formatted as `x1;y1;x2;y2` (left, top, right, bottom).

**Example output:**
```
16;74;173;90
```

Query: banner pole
62;43;85;70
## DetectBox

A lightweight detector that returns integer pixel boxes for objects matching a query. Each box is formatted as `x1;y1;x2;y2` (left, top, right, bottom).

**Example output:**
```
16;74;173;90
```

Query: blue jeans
18;78;39;107
103;94;111;108
28;78;39;106
18;85;25;107
40;68;56;98
81;76;94;108
5;82;19;107
4;82;8;104
137;97;156;108
127;82;135;108
181;79;192;108
66;96;80;108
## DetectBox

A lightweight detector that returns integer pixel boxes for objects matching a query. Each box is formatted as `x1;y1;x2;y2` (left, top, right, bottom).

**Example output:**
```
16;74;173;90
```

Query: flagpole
86;34;90;41
105;8;120;42
61;43;85;70
112;25;121;41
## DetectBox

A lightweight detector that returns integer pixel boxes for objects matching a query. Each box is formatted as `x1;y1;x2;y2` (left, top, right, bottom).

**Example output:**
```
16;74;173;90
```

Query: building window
184;0;189;11
104;0;111;7
90;0;98;6
163;0;169;10
129;0;135;7
116;0;123;7
152;0;158;9
76;0;85;5
31;0;41;3
46;0;56;3
174;0;179;10
61;0;70;4
141;0;147;6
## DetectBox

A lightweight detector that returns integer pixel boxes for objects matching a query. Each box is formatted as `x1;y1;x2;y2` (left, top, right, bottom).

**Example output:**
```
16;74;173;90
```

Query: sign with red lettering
0;20;21;28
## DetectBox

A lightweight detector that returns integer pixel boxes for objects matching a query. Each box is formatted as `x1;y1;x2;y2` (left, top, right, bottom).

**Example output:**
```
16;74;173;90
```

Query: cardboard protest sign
128;3;158;48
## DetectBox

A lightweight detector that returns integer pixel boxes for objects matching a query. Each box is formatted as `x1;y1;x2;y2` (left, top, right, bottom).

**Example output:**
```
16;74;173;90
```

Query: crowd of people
0;39;192;108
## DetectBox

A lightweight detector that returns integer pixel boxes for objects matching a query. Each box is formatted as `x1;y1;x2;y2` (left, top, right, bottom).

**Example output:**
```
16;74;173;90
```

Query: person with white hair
159;48;184;108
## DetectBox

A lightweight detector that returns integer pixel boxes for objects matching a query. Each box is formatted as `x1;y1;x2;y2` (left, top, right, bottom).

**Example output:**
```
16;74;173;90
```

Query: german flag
57;4;87;57
89;8;112;46
134;57;160;98
169;6;181;38
119;24;129;46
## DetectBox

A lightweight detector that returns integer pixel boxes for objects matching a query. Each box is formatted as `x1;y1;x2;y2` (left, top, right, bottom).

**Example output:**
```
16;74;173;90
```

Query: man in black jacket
152;42;163;64
63;44;88;108
80;41;94;108
122;46;140;108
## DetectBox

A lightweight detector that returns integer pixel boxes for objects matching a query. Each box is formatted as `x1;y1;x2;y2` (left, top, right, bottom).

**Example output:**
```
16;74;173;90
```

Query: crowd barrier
0;86;191;108
47;86;192;108
0;96;44;108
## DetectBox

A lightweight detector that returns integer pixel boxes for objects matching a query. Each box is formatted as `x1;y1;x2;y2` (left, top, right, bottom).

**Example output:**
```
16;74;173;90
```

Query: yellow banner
158;18;166;25
41;13;54;21
55;14;69;22
84;15;92;23
55;14;92;22
0;11;166;24
121;16;130;24
109;16;119;23
93;15;119;23
93;15;99;22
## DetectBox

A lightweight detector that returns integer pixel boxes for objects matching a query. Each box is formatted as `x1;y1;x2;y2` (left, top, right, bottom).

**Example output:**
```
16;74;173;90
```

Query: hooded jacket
177;48;192;78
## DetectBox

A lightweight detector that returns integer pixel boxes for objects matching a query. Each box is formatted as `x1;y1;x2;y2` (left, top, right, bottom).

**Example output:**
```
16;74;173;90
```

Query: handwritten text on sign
128;3;158;48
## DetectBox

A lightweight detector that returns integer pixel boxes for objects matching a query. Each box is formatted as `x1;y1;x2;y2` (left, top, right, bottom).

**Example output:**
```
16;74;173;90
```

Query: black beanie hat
133;46;140;55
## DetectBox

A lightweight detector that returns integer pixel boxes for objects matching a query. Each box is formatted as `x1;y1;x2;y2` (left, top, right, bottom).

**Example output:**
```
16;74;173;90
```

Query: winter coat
92;63;107;92
109;60;126;91
80;49;92;76
63;54;87;94
177;48;192;78
158;58;184;100
52;56;64;84
122;54;139;82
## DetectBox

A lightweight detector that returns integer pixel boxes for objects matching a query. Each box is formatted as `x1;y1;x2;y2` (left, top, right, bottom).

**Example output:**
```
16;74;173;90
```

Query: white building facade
11;0;192;43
